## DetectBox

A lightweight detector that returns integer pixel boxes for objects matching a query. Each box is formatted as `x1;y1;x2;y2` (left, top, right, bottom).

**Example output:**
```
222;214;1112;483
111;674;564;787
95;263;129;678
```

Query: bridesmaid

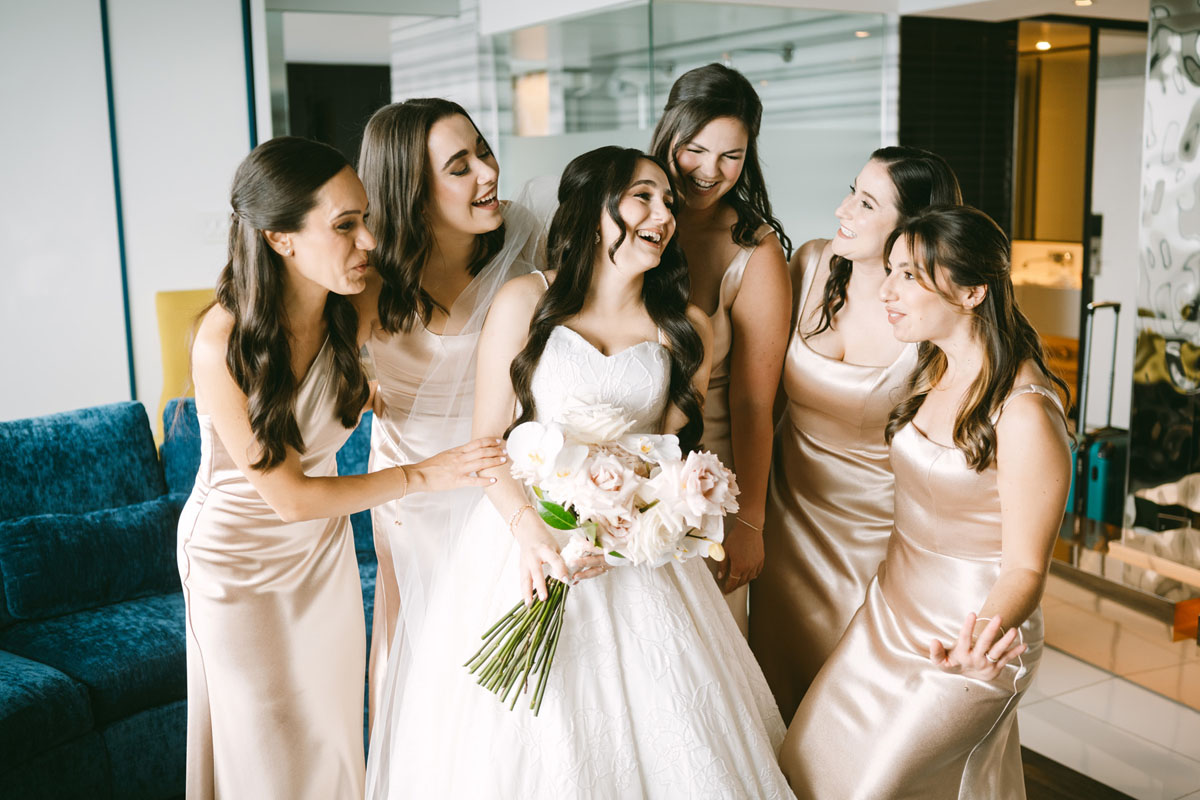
781;206;1071;798
750;146;961;719
649;63;792;635
353;99;540;728
179;136;505;800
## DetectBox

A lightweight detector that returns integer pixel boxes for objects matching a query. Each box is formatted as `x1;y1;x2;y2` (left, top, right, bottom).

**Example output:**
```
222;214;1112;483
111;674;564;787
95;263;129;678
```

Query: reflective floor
1020;575;1200;799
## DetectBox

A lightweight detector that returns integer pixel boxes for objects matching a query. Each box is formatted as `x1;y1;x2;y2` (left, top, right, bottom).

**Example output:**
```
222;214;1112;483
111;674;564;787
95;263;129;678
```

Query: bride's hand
514;524;570;606
929;613;1025;681
404;438;507;495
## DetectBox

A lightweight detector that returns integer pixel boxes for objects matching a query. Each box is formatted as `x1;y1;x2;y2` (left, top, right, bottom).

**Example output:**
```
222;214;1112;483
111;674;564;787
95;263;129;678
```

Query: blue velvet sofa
0;400;377;799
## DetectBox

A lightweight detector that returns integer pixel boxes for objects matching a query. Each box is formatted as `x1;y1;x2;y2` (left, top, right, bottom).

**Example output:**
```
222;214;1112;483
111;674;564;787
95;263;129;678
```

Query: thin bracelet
394;465;408;500
508;504;533;533
735;516;762;532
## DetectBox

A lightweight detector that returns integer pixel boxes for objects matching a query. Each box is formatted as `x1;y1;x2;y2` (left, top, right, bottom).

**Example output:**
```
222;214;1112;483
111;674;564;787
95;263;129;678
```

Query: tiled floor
1018;574;1200;799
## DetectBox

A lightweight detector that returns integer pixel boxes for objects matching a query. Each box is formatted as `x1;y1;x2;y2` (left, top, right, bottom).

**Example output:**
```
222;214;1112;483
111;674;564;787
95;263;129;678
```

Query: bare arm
194;307;503;524
472;275;572;603
720;235;791;593
930;391;1071;679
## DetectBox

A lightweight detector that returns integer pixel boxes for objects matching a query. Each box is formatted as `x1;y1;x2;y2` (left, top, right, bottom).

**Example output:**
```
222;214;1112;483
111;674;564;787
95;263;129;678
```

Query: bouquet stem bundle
464;578;570;715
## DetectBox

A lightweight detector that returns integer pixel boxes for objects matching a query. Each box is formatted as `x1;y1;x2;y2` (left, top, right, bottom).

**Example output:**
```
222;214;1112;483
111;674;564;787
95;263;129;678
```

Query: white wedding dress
366;323;792;799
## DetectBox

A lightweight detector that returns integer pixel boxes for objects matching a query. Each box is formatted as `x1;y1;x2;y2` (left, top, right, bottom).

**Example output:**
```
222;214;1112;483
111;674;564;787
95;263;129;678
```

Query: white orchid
507;421;565;484
617;432;682;464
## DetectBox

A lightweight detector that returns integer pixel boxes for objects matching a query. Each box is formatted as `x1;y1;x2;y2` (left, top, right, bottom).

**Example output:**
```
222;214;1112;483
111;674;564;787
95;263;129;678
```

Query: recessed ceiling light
1036;41;1052;51
1075;0;1093;6
855;30;870;38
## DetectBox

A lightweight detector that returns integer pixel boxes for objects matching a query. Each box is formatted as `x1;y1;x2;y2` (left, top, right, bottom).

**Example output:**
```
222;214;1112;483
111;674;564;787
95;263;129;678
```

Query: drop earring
594;231;601;244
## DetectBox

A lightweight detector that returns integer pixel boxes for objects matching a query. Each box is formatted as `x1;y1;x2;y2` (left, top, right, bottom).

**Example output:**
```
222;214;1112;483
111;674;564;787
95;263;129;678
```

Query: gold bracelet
735;516;762;532
508;503;533;533
394;465;408;500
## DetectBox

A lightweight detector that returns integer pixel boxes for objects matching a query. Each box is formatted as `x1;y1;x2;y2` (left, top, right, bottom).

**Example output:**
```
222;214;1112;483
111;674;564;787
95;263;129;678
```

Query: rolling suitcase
1069;301;1129;526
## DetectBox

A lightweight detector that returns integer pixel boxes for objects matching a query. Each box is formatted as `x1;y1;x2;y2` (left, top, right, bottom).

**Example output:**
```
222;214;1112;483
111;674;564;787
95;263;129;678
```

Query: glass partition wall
492;1;890;241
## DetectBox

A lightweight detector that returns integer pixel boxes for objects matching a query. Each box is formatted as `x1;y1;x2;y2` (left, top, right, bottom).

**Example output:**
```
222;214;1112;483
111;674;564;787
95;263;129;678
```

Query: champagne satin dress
779;385;1060;800
177;339;365;800
702;225;775;637
750;245;916;720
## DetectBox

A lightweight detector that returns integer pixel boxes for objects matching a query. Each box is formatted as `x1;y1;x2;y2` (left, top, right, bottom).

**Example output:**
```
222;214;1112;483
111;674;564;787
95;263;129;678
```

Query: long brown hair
508;147;706;452
649;63;792;259
215;136;369;470
809;146;962;336
358;98;505;333
883;206;1068;471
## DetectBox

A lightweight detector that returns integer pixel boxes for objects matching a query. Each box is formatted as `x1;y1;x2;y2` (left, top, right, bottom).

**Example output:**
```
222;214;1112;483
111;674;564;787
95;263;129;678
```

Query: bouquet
464;403;738;714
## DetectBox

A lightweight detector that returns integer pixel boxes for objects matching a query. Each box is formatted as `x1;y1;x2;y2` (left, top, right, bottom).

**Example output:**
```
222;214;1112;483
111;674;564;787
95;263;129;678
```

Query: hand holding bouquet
465;403;739;714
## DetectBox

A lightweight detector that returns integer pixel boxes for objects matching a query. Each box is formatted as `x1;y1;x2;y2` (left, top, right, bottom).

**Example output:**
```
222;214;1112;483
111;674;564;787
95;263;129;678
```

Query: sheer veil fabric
364;200;541;791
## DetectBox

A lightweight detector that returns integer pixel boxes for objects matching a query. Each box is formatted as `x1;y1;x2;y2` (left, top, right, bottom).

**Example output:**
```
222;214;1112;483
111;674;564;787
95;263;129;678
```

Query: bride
366;147;791;798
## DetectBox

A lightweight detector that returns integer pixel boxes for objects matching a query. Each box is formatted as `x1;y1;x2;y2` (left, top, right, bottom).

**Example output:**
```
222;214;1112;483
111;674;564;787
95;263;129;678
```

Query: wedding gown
366;321;791;799
778;385;1060;799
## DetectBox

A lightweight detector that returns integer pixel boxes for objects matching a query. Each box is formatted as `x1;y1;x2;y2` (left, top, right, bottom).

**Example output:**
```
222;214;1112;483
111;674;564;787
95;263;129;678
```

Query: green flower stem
465;609;523;672
468;577;572;716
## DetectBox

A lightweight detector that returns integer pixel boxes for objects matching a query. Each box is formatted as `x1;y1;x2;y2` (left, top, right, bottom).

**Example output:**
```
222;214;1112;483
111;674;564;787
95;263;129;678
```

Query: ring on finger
984;653;1000;664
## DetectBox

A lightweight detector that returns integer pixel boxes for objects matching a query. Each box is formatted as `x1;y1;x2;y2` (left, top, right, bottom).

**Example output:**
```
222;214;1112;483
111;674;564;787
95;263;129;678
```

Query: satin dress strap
996;383;1065;420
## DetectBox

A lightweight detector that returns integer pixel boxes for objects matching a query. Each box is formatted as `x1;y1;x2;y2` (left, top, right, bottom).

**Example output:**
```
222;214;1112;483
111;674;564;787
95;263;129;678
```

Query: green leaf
532;485;545;500
607;551;626;558
537;499;578;530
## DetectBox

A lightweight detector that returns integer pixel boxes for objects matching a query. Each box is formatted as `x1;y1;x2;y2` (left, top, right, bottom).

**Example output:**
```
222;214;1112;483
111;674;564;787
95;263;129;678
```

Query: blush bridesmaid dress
701;224;777;637
778;384;1061;800
749;242;916;720
177;339;366;800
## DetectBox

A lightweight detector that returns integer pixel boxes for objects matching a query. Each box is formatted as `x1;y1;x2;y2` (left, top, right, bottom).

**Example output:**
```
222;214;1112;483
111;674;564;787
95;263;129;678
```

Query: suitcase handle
1079;300;1121;432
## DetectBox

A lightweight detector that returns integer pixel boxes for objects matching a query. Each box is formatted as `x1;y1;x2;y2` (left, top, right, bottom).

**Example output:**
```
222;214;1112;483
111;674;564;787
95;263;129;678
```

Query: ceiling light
855;30;870;38
1075;0;1093;6
1036;41;1052;51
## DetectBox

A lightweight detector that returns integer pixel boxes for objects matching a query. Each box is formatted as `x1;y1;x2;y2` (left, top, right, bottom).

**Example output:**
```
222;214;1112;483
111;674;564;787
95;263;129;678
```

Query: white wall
1085;73;1144;431
0;1;255;424
0;2;130;421
107;0;253;417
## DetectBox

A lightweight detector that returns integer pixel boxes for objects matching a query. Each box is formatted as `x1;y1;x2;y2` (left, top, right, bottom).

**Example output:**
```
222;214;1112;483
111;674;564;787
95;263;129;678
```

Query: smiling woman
178;136;507;800
649;63;793;637
352;99;545;757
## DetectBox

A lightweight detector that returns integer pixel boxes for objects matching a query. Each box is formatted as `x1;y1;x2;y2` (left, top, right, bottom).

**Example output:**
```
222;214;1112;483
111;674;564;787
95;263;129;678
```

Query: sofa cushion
0;729;109;800
0;593;185;725
0;496;183;620
102;699;186;799
0;402;165;521
0;650;93;772
161;398;201;498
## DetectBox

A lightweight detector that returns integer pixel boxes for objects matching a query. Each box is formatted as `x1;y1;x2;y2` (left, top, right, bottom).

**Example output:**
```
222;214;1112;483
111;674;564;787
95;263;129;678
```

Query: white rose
650;450;739;528
621;501;688;566
507;421;564;484
556;402;634;444
570;453;640;528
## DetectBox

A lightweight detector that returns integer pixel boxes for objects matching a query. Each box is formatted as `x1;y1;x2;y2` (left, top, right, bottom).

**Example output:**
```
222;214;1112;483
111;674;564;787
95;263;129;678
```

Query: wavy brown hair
809;146;962;336
215;136;370;470
508;147;706;452
883;206;1069;471
649;63;792;259
358;98;505;333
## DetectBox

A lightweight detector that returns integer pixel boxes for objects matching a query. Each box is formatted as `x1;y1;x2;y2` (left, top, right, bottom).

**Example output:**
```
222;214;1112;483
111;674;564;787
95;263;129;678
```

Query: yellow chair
155;288;215;442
